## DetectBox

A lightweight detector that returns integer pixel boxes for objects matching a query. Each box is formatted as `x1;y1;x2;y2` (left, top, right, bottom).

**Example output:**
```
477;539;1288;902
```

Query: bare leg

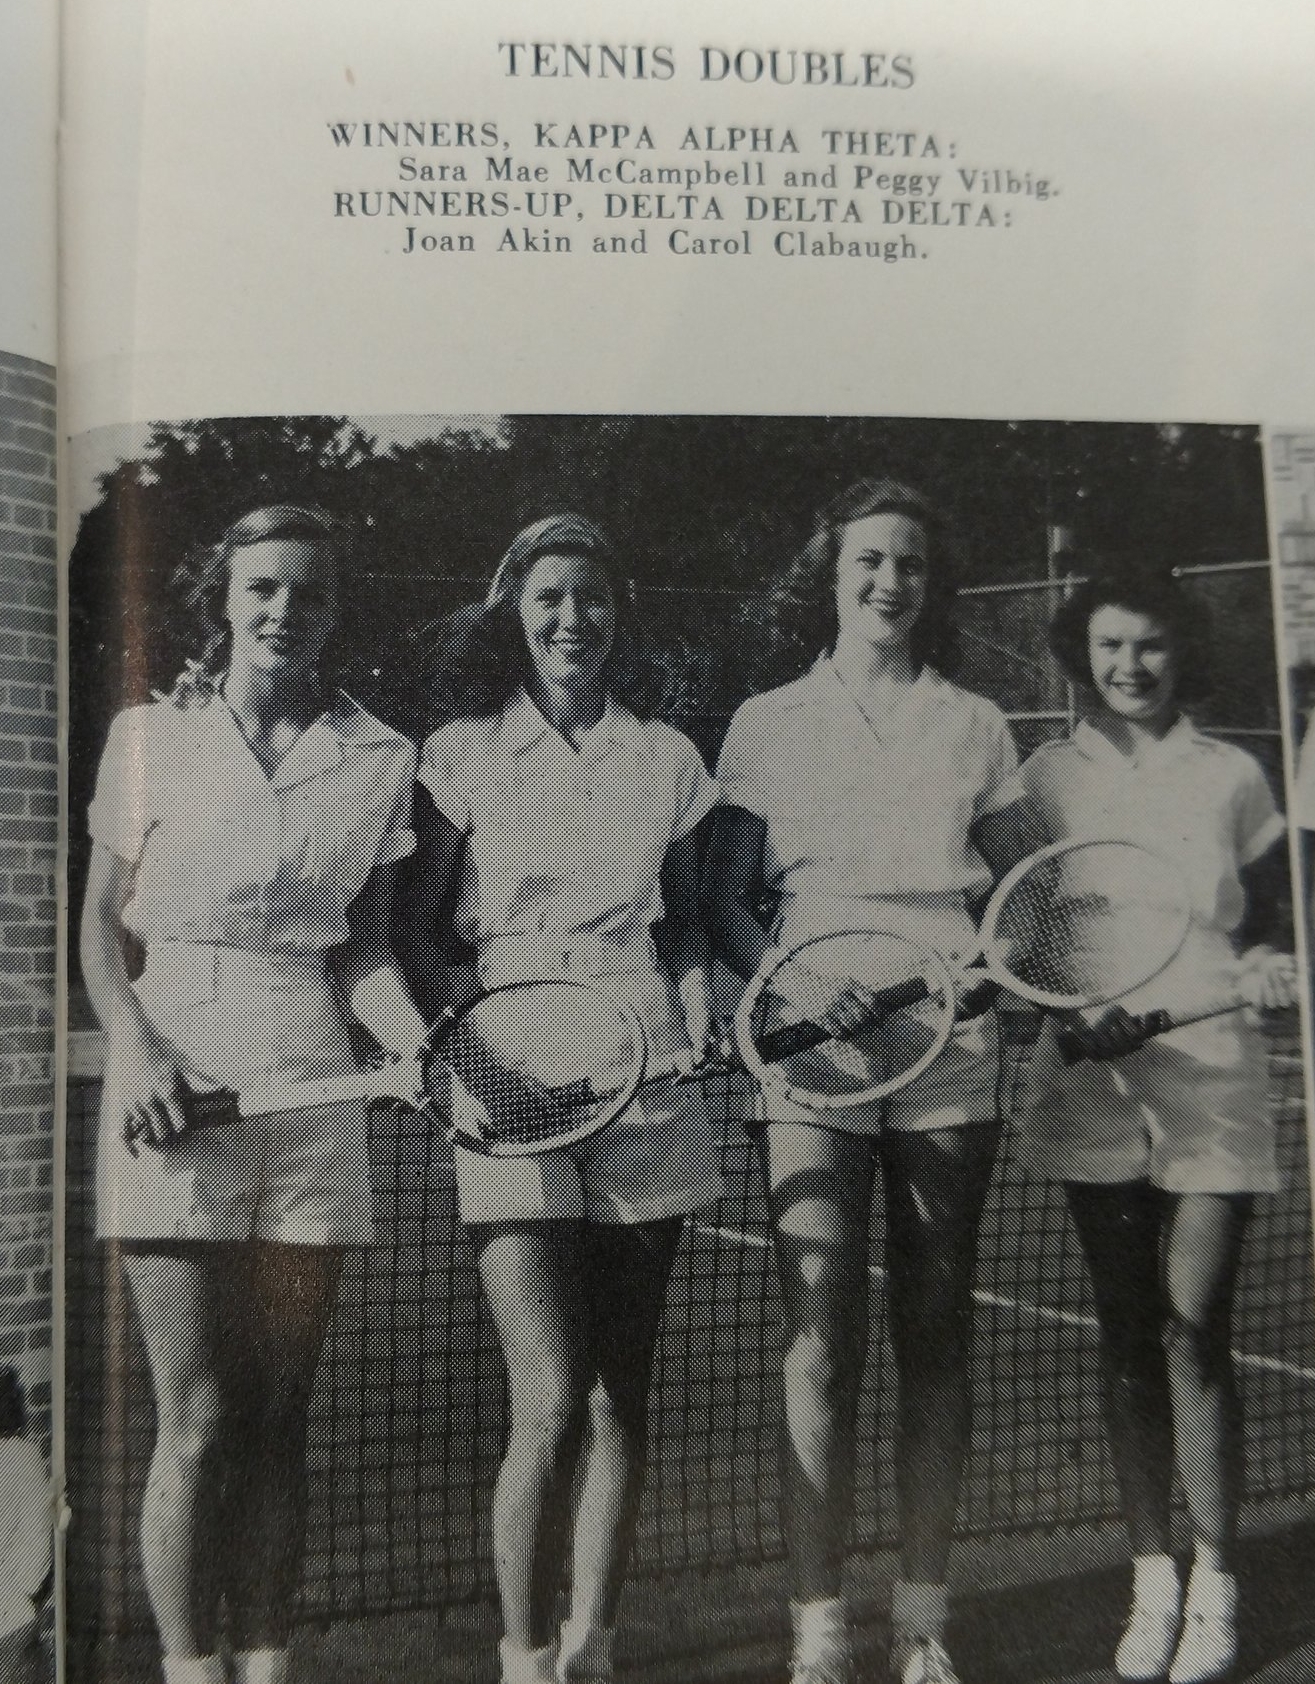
122;1247;228;1661
476;1224;589;1649
880;1122;999;1583
218;1243;343;1649
1160;1193;1250;1568
565;1218;684;1631
760;1124;879;1601
1066;1181;1176;1556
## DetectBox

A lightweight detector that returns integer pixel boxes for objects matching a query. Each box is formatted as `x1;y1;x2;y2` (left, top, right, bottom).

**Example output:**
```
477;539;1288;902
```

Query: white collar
500;688;635;760
204;689;398;790
815;654;943;740
1071;712;1205;771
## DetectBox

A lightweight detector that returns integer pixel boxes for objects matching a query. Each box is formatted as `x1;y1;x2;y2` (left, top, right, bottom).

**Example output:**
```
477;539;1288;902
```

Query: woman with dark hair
80;505;425;1684
410;514;722;1684
1012;564;1295;1684
705;479;1022;1684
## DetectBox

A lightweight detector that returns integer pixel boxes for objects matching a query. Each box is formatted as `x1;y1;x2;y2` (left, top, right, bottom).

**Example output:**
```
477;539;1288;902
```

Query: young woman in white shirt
705;479;1023;1684
1011;568;1296;1684
409;515;722;1684
81;506;425;1684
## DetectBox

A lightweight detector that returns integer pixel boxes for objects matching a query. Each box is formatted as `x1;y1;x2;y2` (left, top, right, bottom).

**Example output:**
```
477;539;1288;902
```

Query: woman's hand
1058;1003;1151;1063
771;961;893;1040
1237;945;1298;1013
676;968;716;1072
113;1016;191;1153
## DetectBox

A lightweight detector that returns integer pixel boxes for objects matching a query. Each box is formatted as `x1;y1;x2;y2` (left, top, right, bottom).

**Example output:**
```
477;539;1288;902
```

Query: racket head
429;980;648;1156
735;929;957;1110
980;838;1192;1010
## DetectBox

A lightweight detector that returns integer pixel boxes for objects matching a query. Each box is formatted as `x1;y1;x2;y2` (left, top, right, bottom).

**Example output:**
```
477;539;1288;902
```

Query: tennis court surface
65;1017;1315;1681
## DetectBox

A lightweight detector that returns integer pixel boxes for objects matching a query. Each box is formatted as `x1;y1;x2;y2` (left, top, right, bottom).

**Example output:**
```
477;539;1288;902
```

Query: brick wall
0;351;57;1450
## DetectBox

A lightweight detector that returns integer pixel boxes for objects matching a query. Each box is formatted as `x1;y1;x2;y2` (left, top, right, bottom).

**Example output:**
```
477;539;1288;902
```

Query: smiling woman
515;549;617;707
404;512;724;1684
224;539;337;683
79;504;426;1684
703;476;1022;1684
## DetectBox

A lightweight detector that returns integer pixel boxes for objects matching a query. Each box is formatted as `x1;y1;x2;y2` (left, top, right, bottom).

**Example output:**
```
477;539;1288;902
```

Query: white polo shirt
998;716;1286;936
418;690;717;981
715;657;1018;948
87;691;418;950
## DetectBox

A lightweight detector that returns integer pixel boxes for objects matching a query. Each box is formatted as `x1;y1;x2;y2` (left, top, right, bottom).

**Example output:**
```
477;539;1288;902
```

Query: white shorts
753;1009;1005;1136
1020;936;1279;1195
452;963;725;1226
97;942;374;1245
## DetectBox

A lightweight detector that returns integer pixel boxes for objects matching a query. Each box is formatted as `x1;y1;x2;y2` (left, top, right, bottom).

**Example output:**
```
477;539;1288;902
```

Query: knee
586;1375;647;1451
154;1379;227;1471
507;1371;588;1457
1162;1310;1230;1383
782;1324;860;1417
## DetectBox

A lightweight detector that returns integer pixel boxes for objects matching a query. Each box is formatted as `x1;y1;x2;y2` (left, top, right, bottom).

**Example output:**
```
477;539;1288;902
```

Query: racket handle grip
756;975;933;1063
182;1085;242;1128
1056;1007;1184;1065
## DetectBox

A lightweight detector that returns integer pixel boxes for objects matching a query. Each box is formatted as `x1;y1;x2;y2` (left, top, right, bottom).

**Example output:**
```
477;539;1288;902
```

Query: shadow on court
946;1517;1315;1684
70;1515;1315;1683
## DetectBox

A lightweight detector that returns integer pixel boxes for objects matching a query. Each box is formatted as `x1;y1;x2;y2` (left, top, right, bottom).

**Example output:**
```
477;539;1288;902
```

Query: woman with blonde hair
82;505;425;1684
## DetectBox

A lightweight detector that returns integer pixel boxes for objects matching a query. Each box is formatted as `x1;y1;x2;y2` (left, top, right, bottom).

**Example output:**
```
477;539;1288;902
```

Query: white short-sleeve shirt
1000;716;1286;936
418;690;716;978
715;657;1018;945
87;691;418;950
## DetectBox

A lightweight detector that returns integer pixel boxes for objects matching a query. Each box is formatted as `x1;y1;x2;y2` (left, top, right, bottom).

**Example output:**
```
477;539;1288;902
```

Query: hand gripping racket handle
1056;995;1248;1065
754;974;936;1062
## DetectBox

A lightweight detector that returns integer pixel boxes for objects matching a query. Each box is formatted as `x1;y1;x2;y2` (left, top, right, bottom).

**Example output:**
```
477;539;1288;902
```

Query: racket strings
748;930;952;1105
987;843;1189;1005
436;985;645;1148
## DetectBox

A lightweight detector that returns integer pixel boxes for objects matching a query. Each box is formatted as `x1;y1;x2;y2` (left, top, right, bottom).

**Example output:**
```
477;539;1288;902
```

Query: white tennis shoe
1116;1554;1182;1681
1168;1566;1237;1684
889;1630;961;1684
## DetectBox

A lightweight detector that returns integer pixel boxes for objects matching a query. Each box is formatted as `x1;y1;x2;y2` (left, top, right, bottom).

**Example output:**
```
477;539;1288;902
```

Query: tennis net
64;1014;1315;1640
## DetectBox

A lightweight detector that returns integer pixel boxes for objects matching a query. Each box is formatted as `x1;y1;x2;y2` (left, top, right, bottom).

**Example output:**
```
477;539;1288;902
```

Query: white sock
1190;1540;1229;1577
162;1658;226;1684
558;1616;614;1678
790;1597;847;1665
891;1580;949;1641
499;1637;560;1684
1131;1553;1180;1604
233;1648;292;1684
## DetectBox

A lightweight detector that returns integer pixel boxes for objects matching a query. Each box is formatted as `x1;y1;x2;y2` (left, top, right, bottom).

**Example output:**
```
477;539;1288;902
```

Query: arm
1237;835;1299;1010
701;805;773;983
336;861;429;1061
656;824;714;1059
79;841;190;1146
969;797;1049;898
393;788;471;1024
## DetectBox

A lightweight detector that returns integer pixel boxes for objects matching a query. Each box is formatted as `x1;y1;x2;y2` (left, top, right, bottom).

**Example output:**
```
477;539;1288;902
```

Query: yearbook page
60;3;1315;1682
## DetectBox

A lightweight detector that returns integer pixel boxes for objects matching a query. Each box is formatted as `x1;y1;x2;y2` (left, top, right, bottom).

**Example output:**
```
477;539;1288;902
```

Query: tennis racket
126;980;665;1158
1056;956;1299;1065
734;929;959;1109
734;840;1194;1109
128;963;950;1158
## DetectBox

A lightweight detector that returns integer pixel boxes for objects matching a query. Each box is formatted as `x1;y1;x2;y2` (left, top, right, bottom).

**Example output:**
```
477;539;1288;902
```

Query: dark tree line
69;413;1277;953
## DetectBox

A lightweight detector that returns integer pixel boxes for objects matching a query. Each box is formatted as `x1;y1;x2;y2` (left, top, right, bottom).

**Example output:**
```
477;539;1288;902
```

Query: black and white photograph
64;413;1315;1684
